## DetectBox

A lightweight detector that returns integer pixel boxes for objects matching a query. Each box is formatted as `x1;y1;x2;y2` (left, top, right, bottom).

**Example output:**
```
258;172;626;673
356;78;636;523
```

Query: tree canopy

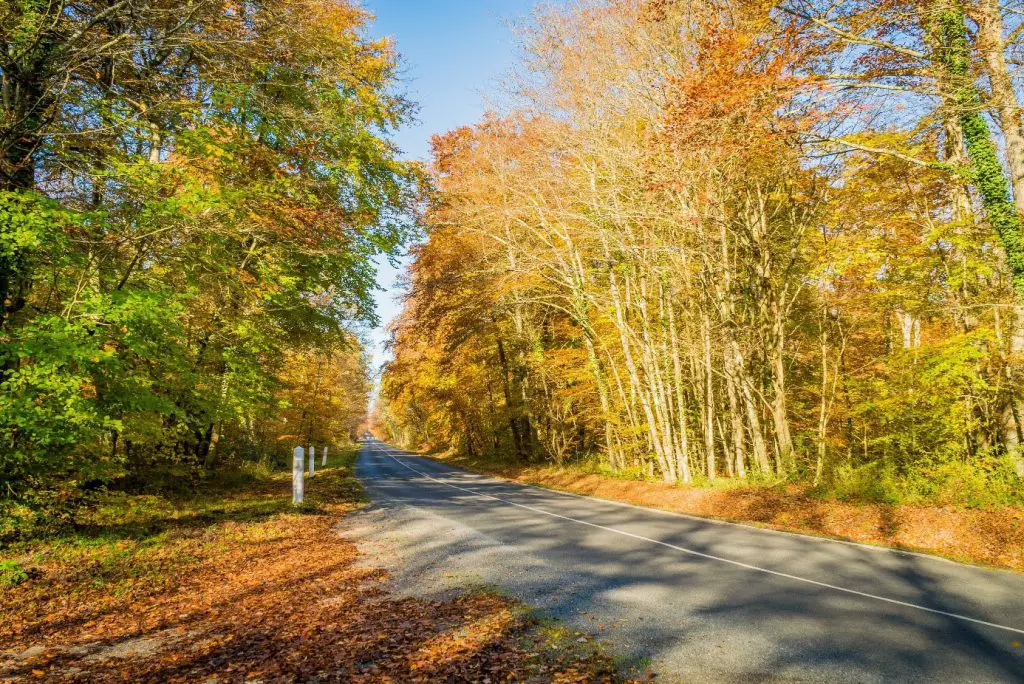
378;0;1024;506
1;0;418;533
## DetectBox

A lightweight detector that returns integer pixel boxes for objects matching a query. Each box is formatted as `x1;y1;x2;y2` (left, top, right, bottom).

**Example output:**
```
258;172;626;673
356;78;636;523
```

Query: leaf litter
1;465;639;682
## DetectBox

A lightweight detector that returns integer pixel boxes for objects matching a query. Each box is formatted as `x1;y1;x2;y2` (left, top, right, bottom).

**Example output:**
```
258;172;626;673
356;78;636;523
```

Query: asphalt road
350;439;1024;682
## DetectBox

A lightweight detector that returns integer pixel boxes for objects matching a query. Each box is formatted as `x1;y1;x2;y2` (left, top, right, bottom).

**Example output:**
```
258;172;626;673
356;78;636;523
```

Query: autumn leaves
378;0;1024;505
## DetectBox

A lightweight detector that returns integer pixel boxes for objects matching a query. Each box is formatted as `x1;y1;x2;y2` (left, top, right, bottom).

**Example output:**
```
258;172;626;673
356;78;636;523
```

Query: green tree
0;0;419;514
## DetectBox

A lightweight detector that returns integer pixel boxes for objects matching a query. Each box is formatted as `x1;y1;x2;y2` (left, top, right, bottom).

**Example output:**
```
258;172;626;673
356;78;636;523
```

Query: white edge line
410;449;969;567
367;444;1024;637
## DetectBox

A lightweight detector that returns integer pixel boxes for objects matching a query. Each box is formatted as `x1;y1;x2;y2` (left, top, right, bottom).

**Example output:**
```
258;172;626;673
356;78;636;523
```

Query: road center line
370;446;1024;637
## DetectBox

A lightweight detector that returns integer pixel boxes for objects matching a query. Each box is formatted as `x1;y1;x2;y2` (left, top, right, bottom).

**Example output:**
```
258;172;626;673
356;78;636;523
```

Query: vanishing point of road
350;439;1024;682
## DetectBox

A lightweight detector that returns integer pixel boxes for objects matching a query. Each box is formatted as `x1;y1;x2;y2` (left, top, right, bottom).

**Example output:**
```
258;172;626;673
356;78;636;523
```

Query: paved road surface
349;439;1024;682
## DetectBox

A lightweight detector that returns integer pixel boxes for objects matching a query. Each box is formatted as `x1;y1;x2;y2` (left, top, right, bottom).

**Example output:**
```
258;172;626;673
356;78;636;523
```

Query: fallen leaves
0;467;626;682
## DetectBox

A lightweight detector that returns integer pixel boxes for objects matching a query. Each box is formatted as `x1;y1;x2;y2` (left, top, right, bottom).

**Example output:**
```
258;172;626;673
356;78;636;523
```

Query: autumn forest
5;0;1024;536
378;0;1024;507
5;0;1024;679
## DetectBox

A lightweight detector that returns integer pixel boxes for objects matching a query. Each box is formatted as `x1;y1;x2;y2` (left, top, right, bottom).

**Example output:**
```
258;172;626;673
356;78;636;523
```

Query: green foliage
0;559;29;587
0;0;415;522
0;483;93;543
849;335;987;466
826;455;1023;508
0;290;193;491
1;317;122;483
821;331;1024;506
0;192;62;258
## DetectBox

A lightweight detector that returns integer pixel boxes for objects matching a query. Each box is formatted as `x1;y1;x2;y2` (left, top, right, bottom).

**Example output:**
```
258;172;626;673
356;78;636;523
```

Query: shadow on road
348;442;1024;682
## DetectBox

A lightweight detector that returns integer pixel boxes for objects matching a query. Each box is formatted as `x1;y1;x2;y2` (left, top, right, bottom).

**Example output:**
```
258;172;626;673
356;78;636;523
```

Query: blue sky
363;0;547;371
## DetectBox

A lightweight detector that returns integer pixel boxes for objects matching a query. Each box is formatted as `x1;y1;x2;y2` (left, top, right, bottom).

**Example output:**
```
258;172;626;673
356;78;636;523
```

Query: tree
0;0;419;510
379;0;1024;506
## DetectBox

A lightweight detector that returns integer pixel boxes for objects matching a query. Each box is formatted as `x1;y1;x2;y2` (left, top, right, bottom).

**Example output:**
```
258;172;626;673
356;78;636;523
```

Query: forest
0;0;418;537
8;1;1024;680
378;0;1024;506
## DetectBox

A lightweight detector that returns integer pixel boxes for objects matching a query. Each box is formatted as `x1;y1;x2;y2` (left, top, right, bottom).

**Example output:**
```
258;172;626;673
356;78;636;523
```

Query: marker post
292;446;305;505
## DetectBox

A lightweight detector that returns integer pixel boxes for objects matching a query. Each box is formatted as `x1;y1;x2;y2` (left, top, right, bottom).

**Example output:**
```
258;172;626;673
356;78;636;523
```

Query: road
349;439;1024;682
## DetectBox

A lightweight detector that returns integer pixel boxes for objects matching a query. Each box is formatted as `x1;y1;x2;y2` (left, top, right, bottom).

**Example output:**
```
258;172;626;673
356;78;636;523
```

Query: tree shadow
350;444;1024;681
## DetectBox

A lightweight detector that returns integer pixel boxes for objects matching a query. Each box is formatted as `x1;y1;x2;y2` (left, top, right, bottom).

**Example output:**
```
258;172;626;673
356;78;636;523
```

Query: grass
0;448;359;599
0;559;29;588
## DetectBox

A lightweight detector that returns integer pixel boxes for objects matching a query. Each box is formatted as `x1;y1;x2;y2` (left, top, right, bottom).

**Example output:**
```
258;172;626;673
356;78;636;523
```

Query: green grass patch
812;455;1024;508
0;443;365;595
0;559;29;588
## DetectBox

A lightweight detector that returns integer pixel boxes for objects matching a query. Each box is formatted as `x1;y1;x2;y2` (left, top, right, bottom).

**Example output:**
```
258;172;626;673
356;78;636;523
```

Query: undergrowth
0;445;363;570
434;445;1023;509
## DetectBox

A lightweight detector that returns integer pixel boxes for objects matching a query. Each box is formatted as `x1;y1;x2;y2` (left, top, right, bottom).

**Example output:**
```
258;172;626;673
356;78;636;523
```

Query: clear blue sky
363;0;549;370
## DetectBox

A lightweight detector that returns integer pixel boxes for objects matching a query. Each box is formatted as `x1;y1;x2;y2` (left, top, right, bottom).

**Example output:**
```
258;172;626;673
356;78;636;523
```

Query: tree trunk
667;291;692;482
769;296;794;474
969;0;1024;216
494;327;526;459
935;4;1024;300
723;344;747;479
731;338;771;472
610;268;673;481
701;310;717;480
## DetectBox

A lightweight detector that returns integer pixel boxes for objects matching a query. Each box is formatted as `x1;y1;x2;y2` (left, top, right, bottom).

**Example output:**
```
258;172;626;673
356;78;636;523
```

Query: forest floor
0;448;625;682
428;452;1024;573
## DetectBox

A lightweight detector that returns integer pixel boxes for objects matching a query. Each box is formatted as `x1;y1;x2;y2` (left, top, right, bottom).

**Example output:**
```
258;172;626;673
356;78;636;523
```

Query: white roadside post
292;446;305;505
322;446;328;467
308;445;316;478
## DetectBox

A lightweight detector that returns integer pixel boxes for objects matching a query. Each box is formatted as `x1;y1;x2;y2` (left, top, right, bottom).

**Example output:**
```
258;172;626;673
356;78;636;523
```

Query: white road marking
363;443;1024;637
367;442;973;568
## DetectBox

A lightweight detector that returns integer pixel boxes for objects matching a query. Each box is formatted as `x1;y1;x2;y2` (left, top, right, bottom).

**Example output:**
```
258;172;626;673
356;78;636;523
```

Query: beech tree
0;0;418;515
379;0;1024;505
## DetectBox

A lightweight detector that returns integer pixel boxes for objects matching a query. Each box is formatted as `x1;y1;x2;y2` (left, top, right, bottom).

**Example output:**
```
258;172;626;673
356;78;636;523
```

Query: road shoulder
419;450;1024;572
0;447;629;682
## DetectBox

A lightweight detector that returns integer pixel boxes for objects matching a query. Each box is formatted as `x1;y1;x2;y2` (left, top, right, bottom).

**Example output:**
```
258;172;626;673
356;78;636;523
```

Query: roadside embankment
426;452;1024;573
